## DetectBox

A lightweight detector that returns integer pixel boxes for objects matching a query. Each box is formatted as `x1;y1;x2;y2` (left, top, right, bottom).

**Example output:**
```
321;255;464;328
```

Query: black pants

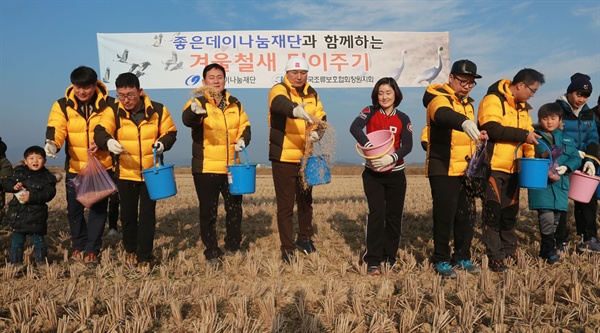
193;173;243;260
482;171;519;260
361;168;406;266
429;175;475;264
556;196;598;243
117;179;156;263
108;191;120;230
272;160;313;253
66;172;108;255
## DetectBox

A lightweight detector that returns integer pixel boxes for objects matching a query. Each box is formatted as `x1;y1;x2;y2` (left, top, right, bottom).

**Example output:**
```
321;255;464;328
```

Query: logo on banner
185;75;202;86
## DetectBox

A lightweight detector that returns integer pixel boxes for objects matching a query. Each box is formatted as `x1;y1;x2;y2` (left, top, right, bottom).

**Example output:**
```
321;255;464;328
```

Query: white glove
461;120;480;141
44;140;57;159
234;139;245;152
579;151;586;159
556;166;568;175
191;99;207;116
583;161;595;176
371;154;394;170
308;131;320;142
107;139;125;155
153;141;164;155
292;103;313;124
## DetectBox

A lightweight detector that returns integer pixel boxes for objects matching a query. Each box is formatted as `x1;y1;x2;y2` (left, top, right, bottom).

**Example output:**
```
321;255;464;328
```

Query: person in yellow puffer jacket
182;63;251;263
477;68;545;272
268;56;327;263
45;66;115;266
424;59;488;279
94;72;177;270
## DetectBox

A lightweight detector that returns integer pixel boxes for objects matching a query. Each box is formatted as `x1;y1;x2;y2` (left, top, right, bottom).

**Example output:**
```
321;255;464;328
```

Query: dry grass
1;170;600;332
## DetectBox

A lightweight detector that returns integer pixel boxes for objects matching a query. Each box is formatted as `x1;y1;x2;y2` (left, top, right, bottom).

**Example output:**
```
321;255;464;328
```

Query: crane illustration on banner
412;46;444;86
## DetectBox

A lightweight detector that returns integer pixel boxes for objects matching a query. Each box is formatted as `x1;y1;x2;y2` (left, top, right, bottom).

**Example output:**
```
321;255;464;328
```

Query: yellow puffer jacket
268;76;327;163
46;81;113;173
181;91;251;174
94;94;177;181
423;83;477;177
478;79;534;174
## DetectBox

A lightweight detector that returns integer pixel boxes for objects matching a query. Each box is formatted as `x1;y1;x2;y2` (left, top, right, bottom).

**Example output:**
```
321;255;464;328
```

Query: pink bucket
569;170;600;202
355;130;395;172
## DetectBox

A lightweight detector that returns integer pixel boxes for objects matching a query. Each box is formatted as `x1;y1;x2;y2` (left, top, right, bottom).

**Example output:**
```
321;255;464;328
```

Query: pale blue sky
1;0;599;166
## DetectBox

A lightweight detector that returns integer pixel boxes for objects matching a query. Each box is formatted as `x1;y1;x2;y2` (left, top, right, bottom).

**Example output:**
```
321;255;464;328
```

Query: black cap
450;60;482;79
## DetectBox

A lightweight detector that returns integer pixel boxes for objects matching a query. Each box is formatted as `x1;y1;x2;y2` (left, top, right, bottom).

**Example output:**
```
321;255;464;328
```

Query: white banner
97;31;449;89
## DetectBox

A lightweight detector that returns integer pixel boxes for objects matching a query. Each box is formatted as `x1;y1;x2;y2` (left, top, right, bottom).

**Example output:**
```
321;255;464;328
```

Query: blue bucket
303;155;331;186
141;147;177;200
515;141;551;189
227;147;256;195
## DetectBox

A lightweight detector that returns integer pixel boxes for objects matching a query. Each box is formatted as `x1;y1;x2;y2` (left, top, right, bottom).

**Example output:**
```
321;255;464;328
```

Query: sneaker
70;249;84;262
577;237;600;253
83;253;98;266
367;266;381;276
488;259;508;273
544;252;561;265
107;228;120;238
557;242;569;254
296;239;317;255
452;259;481;274
281;251;295;264
124;252;137;265
434;262;457;278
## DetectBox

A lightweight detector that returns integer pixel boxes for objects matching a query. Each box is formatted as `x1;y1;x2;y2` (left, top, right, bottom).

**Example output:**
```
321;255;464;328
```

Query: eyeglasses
524;83;538;95
453;75;477;88
117;92;138;100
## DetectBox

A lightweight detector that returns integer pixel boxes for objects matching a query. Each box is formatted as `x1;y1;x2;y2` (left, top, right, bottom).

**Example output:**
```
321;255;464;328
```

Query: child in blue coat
528;103;582;264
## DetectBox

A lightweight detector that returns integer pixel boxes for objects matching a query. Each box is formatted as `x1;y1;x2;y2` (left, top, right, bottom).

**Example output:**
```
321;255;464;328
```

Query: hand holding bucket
355;130;395;172
140;146;177;200
515;141;551;189
571;154;600;202
227;146;256;195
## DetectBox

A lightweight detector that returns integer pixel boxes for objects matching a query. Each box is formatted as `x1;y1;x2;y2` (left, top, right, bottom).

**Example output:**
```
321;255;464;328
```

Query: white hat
285;56;309;72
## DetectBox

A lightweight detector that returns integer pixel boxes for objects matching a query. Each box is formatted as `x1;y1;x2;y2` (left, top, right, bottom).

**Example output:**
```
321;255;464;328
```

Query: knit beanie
567;73;592;95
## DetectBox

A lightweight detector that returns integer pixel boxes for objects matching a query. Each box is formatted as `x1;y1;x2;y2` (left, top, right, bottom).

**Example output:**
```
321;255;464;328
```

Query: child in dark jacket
528;103;582;264
1;146;57;265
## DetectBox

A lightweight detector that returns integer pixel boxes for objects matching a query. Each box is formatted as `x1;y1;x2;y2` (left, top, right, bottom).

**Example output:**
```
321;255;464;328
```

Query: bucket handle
152;147;164;174
355;134;396;160
233;146;251;169
583;154;600;165
515;141;551;162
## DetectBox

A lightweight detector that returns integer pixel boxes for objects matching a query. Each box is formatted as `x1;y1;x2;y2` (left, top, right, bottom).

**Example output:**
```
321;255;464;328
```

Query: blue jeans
11;232;45;249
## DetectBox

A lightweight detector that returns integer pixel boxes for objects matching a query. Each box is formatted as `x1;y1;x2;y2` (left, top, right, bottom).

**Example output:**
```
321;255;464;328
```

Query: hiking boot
33;247;48;264
282;251;295;264
434;262;457;278
488;259;508;273
367;265;381;276
70;249;84;263
577;237;600;254
124;252;137;265
83;253;98;267
452;259;481;274
106;228;120;238
296;239;317;255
